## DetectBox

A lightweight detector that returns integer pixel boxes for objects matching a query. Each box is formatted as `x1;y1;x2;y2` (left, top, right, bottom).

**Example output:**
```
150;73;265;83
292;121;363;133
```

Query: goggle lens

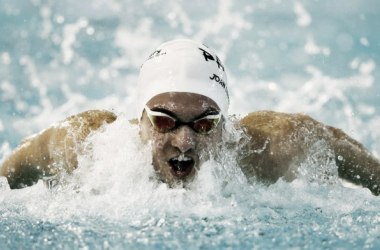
193;118;218;134
150;115;176;132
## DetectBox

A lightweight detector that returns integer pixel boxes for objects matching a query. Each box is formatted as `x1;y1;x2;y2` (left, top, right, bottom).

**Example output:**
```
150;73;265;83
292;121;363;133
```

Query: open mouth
168;155;195;178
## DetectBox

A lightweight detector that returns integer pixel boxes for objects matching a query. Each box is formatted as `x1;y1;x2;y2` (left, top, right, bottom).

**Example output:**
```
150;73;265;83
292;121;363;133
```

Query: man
1;39;380;194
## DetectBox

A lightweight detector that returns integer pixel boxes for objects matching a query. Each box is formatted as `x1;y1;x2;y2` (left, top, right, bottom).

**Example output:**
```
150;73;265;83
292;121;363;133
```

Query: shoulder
61;110;117;130
49;109;117;143
239;110;324;137
237;110;334;157
50;110;117;139
48;110;118;152
240;110;316;128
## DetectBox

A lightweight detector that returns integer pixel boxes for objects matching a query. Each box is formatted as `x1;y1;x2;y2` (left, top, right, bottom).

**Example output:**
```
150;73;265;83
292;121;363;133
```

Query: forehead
146;92;220;118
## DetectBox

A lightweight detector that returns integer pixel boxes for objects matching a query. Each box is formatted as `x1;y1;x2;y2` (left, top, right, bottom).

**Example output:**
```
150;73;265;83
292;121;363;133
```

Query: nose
171;125;196;153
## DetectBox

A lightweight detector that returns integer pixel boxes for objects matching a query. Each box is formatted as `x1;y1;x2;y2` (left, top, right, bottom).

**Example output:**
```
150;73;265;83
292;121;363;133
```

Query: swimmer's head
137;39;228;187
137;39;229;120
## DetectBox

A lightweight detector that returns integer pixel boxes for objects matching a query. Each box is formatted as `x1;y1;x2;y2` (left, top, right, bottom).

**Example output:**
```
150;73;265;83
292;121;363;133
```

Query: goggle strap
145;105;176;120
194;113;221;122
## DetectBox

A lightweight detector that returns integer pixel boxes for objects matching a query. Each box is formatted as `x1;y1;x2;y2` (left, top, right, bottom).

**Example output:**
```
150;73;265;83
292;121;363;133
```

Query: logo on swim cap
145;49;166;62
137;39;229;120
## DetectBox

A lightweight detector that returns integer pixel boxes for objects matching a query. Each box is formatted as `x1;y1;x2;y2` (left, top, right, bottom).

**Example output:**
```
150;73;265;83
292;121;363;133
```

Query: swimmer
2;39;380;194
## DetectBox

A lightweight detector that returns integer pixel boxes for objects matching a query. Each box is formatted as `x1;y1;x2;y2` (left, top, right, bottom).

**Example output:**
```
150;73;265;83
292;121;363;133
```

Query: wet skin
140;92;223;187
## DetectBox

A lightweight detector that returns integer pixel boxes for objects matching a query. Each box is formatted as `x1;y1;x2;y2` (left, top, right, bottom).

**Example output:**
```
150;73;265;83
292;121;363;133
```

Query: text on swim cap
210;73;229;101
198;48;225;72
210;74;226;88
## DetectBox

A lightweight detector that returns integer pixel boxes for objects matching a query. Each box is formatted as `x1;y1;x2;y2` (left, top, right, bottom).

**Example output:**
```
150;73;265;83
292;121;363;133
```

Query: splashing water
1;0;380;249
2;116;380;249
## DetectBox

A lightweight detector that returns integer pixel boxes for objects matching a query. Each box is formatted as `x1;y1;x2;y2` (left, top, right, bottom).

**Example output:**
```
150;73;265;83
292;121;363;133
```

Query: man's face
140;92;223;187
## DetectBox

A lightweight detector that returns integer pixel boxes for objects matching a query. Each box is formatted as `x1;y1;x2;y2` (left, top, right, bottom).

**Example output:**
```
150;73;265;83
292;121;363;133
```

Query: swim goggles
144;105;221;135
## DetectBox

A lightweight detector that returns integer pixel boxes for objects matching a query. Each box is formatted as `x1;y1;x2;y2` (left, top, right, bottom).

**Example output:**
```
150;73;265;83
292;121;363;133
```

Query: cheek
142;129;168;172
140;119;151;144
204;125;222;145
141;126;168;156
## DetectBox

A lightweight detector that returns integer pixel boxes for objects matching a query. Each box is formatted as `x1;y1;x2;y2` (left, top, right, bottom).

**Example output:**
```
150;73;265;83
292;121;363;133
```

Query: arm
0;110;117;189
238;111;380;195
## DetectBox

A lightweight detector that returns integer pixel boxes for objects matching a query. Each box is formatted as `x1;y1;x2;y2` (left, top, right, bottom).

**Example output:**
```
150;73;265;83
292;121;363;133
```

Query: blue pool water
1;0;380;249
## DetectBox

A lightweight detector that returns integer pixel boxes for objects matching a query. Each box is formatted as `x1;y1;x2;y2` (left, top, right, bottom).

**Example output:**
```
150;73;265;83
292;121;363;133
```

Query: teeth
173;154;192;161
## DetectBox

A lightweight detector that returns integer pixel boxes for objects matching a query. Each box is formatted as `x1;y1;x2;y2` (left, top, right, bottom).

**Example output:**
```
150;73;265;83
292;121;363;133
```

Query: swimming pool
1;0;380;249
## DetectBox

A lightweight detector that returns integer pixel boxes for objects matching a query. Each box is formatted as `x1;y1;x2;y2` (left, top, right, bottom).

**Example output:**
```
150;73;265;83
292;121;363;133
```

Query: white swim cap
137;39;229;120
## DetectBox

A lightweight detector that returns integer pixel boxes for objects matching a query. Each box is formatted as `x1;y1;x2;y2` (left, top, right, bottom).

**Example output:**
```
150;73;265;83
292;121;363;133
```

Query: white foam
293;2;311;27
1;52;11;65
360;60;376;75
0;142;12;165
360;37;370;47
304;36;330;56
61;18;89;64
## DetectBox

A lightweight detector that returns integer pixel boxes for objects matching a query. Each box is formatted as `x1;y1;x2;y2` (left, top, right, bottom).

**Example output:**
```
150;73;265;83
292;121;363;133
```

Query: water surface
1;0;380;249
